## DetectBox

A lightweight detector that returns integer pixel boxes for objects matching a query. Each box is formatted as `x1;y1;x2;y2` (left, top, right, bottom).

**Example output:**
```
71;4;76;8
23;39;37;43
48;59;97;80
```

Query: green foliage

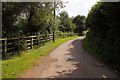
2;2;62;37
85;2;120;72
55;31;75;39
16;39;27;52
72;15;86;34
2;2;23;37
2;2;76;38
58;11;76;32
59;11;69;21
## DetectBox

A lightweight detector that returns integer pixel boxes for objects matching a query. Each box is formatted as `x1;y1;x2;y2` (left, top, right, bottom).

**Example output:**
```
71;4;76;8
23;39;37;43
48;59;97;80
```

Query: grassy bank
2;36;79;78
83;37;110;64
83;38;97;57
83;38;120;75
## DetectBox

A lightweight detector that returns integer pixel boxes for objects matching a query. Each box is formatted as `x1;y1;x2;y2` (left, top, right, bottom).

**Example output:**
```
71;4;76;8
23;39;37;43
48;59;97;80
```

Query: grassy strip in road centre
2;36;79;78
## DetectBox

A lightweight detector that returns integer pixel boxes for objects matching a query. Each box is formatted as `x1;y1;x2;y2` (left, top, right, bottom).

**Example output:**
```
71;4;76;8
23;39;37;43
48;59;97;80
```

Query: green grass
83;38;120;74
83;38;103;61
2;36;79;78
83;38;94;54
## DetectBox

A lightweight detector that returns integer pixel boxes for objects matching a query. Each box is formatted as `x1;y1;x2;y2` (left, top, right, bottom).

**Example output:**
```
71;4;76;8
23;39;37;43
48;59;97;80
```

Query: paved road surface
20;36;118;78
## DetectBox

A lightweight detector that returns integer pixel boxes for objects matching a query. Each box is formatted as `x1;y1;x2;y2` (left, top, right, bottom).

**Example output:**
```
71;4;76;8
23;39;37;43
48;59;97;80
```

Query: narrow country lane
20;36;118;78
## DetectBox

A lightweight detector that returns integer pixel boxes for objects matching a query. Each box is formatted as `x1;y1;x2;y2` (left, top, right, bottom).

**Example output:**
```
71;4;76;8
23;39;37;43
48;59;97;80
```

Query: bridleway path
20;36;118;78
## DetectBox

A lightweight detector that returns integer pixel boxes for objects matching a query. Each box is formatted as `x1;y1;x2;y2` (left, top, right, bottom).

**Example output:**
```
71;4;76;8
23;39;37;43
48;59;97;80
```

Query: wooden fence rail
0;33;75;59
0;34;53;57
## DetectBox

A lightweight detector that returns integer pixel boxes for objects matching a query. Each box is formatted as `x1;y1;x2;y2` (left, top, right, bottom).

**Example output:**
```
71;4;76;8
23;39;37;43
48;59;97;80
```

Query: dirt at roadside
20;36;118;78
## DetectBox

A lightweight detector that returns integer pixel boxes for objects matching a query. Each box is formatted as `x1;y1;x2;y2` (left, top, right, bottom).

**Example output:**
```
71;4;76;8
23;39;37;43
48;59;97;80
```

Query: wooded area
85;2;120;72
2;2;85;38
2;2;85;60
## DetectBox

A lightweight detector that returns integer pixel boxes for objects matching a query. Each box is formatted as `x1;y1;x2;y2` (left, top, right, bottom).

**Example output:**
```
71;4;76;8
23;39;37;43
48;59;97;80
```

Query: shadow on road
54;38;118;78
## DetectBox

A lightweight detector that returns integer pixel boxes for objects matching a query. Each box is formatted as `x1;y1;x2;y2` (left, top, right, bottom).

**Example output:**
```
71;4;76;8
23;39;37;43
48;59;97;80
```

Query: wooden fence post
4;38;7;53
36;35;39;45
31;36;33;49
53;31;55;42
3;38;7;59
45;34;47;42
18;36;21;52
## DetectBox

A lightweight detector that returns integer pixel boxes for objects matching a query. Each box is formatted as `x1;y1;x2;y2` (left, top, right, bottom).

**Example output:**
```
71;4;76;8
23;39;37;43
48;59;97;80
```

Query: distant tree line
85;2;120;72
2;2;85;38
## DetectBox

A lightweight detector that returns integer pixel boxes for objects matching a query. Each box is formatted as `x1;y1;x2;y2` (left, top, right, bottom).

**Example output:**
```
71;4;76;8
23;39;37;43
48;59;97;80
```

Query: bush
85;2;120;72
15;39;27;52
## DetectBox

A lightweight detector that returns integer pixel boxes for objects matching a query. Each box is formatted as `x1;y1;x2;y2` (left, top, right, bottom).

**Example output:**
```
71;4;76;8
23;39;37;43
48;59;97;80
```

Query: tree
72;15;85;34
58;11;76;32
59;11;69;21
2;2;63;37
18;2;55;35
85;2;120;72
2;2;23;37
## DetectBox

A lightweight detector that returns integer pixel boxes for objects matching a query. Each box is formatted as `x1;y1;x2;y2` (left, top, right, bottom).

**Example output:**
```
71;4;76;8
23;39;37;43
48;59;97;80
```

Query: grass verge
83;38;120;76
2;36;79;78
83;38;105;63
83;39;95;54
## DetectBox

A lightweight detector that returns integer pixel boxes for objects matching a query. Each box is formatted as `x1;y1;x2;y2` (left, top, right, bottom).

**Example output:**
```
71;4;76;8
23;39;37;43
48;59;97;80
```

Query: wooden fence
0;34;53;58
0;32;75;59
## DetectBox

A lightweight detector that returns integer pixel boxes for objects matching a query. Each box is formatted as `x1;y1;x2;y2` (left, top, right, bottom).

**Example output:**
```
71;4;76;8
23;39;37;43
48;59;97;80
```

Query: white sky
58;0;98;17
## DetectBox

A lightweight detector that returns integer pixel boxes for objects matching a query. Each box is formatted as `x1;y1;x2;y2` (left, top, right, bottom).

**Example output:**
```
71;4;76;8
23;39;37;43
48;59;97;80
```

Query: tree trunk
27;9;34;36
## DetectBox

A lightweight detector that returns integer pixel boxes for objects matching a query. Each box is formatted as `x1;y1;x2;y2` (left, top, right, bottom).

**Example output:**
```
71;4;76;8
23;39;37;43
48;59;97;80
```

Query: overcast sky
58;0;98;17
